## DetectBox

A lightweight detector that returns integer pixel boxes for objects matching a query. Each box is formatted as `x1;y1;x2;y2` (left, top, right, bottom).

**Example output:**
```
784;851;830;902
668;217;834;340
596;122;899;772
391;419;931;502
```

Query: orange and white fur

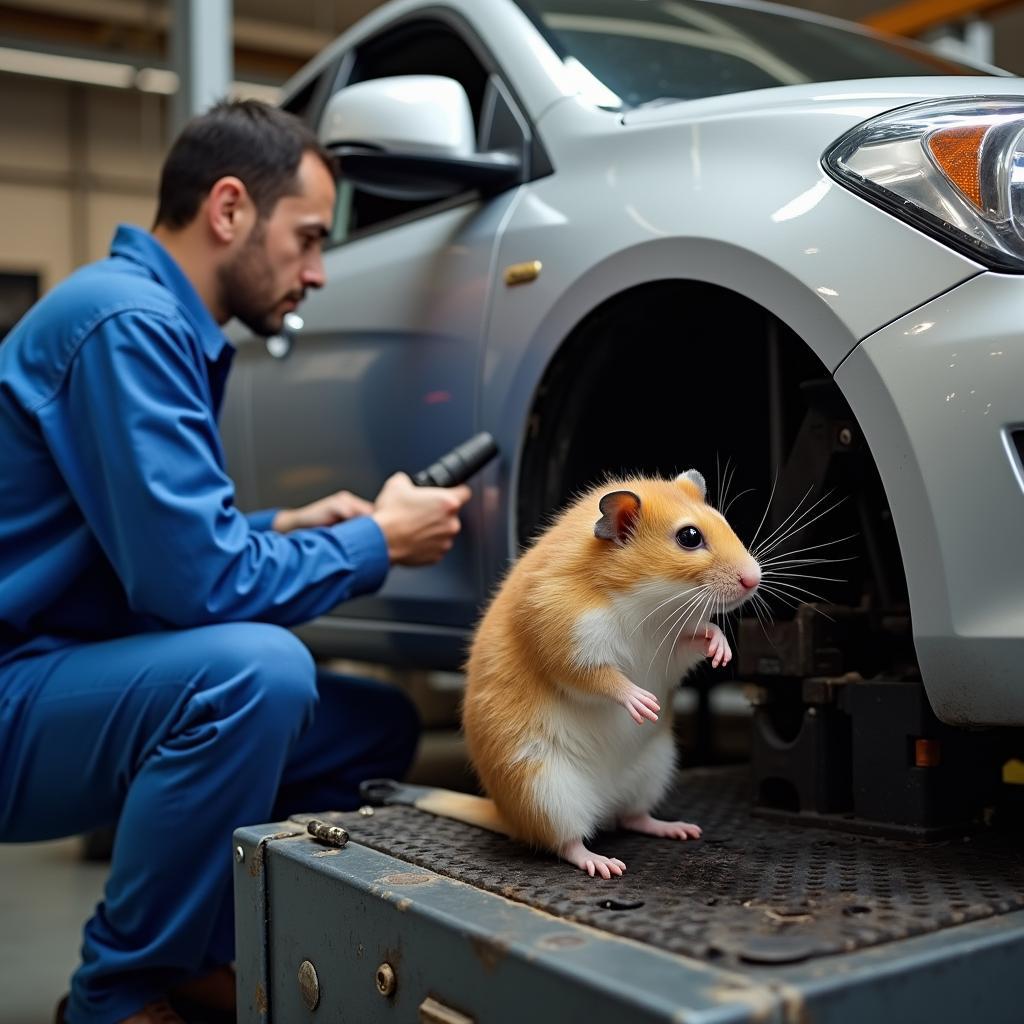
461;470;761;878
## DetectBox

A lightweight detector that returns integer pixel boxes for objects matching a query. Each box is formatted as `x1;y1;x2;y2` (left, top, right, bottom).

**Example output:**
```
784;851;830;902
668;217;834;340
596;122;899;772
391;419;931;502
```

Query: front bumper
836;271;1024;725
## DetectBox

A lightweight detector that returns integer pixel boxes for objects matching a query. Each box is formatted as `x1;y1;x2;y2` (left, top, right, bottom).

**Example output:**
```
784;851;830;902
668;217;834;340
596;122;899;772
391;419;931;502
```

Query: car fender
480;93;987;583
481;227;966;572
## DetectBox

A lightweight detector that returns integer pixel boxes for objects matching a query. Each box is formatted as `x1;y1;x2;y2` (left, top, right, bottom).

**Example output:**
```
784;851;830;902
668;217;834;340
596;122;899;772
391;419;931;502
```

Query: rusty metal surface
314;766;1024;968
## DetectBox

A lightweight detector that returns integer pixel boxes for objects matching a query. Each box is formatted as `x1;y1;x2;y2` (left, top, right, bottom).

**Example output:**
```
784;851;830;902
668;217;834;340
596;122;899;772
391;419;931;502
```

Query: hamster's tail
359;779;509;836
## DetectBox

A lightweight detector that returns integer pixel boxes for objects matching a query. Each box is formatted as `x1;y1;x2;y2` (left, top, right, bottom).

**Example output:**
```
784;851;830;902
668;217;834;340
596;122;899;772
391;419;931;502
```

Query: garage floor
0;726;472;1024
0;835;106;1024
0;680;749;1024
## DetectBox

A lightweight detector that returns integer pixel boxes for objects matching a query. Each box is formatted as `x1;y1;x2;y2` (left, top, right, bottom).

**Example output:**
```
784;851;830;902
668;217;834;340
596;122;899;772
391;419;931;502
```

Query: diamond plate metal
310;766;1024;967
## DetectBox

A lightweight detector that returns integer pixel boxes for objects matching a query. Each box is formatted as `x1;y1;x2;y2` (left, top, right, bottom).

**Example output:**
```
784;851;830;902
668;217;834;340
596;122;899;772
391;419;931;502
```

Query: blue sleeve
245;508;280;531
44;310;390;627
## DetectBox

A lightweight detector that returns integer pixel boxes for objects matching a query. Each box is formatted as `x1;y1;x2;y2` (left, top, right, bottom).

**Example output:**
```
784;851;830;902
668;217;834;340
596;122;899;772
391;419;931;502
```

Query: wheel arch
487;236;861;557
486;267;913;679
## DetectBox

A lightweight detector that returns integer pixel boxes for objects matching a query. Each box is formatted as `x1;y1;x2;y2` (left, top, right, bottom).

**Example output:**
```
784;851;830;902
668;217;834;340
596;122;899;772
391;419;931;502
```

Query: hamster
461;469;761;878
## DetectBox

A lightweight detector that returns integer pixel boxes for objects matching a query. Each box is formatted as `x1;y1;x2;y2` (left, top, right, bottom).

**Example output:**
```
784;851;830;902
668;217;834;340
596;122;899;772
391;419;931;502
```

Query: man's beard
219;224;301;337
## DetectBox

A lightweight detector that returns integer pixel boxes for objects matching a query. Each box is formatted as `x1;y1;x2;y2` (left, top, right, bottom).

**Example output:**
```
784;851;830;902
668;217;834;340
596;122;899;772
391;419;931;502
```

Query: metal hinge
305;818;349;848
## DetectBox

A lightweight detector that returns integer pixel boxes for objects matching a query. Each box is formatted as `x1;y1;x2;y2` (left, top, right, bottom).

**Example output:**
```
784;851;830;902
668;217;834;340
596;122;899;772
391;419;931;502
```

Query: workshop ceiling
0;0;1022;82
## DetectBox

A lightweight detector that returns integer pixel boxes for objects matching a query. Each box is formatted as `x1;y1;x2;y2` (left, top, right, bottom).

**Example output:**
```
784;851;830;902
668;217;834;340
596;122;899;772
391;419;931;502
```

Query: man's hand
272;490;375;534
371;472;471;566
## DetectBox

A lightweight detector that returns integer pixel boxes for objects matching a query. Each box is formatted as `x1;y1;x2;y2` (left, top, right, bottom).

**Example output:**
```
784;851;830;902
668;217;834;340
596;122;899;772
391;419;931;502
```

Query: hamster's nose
739;568;761;591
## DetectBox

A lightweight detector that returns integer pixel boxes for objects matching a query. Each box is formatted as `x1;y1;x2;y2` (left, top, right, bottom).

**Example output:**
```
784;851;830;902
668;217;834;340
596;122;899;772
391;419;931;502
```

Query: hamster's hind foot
559;839;627;878
619;811;702;840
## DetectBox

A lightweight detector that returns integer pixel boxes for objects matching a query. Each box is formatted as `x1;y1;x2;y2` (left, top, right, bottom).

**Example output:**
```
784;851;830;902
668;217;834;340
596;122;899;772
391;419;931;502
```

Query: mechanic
0;100;471;1024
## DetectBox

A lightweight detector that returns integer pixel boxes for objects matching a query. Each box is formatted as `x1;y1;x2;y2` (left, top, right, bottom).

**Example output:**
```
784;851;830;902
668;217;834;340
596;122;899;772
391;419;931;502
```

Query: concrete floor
0;684;749;1024
0;727;473;1024
0;836;107;1024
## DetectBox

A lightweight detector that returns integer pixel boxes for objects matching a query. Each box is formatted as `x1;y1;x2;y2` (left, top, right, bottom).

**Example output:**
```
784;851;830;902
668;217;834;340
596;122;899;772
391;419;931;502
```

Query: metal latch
305;819;349;848
419;996;475;1024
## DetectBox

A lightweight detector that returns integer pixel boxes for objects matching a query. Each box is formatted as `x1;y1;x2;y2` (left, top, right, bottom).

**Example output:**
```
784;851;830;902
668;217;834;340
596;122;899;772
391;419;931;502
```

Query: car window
282;74;322;123
282;58;342;128
516;0;989;109
326;20;513;244
349;22;491;125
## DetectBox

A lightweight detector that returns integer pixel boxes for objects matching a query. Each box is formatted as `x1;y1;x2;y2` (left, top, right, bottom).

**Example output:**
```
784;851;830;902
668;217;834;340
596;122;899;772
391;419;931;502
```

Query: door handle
266;312;304;359
265;334;291;359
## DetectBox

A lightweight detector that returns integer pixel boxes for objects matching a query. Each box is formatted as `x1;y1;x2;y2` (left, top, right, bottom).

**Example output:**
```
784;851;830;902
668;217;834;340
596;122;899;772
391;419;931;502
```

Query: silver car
220;0;1024;727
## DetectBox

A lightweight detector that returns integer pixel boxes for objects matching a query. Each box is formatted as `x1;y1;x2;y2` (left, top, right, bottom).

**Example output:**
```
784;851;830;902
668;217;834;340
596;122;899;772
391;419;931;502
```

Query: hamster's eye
676;526;704;550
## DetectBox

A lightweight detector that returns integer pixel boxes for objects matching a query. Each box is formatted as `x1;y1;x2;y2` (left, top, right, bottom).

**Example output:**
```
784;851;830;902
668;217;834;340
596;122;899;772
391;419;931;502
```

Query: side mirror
319;75;522;202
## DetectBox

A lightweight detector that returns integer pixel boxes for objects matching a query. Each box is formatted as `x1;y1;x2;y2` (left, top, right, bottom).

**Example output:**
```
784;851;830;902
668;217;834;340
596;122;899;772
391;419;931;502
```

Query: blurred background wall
0;0;373;317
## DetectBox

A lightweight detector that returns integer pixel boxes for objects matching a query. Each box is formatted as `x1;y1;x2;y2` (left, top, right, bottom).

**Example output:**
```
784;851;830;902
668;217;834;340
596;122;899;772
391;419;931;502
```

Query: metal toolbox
234;767;1024;1023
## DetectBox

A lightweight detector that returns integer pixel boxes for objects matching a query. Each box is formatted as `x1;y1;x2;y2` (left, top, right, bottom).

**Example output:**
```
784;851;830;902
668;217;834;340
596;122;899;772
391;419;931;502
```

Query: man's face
220;150;336;337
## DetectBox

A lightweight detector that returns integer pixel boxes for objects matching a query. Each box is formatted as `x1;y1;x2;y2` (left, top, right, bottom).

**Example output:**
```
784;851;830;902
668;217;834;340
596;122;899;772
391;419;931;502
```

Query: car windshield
516;0;988;109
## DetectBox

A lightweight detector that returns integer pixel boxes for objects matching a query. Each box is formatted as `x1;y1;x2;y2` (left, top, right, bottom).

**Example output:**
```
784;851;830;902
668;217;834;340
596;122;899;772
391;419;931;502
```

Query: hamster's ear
675;469;707;503
595;490;642;544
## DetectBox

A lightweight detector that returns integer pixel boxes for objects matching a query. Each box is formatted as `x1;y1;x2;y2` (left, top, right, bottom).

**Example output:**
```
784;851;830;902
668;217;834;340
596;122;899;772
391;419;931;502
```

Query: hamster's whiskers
746;479;855;626
664;589;716;676
722;487;755;517
759;550;856;568
757;581;837;622
645;585;711;677
648;587;710;662
761;584;835;608
753;483;816;557
719;595;740;658
716;452;758;519
763;569;847;584
716;456;736;512
748;591;778;648
629;585;705;638
650;587;709;637
748;469;780;552
753;491;848;562
756;583;801;609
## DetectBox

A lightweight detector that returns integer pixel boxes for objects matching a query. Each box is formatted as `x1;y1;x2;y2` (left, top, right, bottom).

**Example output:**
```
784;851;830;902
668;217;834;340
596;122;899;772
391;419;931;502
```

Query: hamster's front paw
702;622;731;668
620;681;660;724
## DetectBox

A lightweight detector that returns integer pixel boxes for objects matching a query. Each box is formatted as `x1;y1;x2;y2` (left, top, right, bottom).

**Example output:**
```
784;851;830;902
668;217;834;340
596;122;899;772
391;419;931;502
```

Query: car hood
621;75;1024;128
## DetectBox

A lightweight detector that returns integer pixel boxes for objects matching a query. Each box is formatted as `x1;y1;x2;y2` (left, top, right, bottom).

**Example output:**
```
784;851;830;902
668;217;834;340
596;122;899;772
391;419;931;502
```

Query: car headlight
824;98;1024;272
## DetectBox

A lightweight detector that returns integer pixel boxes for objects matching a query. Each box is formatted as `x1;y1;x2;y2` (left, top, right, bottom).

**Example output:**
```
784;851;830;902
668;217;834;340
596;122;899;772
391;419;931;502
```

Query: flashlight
412;432;499;487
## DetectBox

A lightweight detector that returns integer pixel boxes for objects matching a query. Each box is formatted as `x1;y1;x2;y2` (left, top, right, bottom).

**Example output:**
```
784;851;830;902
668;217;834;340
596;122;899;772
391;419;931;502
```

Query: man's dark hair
153;99;334;229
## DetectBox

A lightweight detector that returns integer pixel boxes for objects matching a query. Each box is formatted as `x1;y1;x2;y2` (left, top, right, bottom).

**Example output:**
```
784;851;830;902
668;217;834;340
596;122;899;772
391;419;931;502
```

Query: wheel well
517;280;913;676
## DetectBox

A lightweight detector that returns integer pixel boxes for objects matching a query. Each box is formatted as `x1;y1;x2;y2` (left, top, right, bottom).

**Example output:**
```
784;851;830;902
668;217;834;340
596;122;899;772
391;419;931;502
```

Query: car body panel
219;0;1024;717
480;87;997;573
836;272;1024;725
225;194;519;643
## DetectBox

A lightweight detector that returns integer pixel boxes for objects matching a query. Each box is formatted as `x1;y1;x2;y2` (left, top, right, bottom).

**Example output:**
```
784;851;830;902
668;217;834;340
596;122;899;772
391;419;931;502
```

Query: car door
223;17;532;656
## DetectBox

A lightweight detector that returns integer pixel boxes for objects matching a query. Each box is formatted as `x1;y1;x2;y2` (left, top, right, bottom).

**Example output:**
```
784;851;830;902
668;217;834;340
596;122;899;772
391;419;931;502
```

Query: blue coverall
0;225;420;1022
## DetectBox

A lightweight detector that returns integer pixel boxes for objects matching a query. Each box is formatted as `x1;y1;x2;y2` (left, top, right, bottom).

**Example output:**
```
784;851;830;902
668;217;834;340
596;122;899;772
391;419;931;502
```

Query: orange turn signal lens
914;738;941;768
927;125;987;210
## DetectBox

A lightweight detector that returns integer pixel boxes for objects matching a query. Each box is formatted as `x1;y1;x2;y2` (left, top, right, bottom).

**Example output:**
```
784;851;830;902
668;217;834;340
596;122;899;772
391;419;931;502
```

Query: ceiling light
0;45;279;103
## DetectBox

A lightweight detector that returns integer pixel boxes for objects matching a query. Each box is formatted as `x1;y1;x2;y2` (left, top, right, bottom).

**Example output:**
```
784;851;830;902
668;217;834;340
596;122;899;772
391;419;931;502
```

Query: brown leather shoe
54;995;186;1024
119;1002;187;1024
167;965;236;1023
168;965;235;1015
